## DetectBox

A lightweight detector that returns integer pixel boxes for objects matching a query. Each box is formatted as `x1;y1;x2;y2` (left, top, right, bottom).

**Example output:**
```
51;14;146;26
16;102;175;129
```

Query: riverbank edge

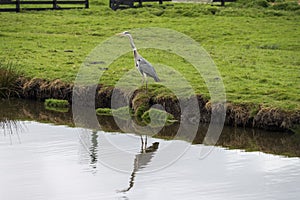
15;77;300;133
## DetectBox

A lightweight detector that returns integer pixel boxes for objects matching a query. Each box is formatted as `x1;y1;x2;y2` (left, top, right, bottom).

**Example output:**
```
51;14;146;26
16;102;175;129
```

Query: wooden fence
109;0;172;10
0;0;89;12
212;0;236;6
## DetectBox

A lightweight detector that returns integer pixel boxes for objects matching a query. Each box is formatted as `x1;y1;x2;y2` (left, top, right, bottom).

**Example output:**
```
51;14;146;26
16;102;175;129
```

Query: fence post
85;0;89;8
221;0;225;6
53;0;57;9
16;0;20;12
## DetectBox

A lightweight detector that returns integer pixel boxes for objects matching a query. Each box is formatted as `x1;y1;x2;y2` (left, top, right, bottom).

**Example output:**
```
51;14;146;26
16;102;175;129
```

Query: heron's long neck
127;34;137;51
133;49;138;60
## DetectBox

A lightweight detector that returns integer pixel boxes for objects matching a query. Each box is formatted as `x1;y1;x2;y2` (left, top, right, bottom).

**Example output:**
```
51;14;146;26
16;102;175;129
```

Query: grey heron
117;31;160;91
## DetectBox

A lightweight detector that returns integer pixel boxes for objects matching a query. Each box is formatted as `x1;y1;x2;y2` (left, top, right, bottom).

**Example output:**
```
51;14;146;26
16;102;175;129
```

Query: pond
0;99;300;200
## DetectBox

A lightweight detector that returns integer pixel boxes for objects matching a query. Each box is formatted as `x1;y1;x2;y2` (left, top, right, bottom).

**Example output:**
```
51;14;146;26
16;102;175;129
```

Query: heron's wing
137;57;160;82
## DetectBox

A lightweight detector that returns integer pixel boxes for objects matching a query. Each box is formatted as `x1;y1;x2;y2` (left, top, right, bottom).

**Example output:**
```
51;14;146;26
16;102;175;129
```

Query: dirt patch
225;103;258;128
21;77;73;101
11;77;300;133
253;107;300;132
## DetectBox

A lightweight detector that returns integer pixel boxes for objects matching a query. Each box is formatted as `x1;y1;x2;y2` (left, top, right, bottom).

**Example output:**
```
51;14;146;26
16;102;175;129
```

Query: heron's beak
116;33;125;36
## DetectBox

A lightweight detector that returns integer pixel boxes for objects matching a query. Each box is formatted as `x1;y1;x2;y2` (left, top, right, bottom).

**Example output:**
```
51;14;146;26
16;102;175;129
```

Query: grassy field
0;0;299;110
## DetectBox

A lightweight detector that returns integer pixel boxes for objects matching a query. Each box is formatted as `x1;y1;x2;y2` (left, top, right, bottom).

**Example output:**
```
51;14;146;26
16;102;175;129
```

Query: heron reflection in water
118;140;159;193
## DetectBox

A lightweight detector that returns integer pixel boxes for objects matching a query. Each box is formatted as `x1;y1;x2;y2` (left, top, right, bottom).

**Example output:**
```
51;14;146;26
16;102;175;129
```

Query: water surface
1;120;300;200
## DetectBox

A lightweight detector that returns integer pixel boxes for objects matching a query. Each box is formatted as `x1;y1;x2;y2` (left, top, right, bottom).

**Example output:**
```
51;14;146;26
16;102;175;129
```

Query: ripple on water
0;121;300;200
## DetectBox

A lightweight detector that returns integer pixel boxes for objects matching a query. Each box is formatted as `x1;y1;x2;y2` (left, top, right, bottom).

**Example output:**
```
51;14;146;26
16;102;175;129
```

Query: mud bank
15;77;300;133
1;99;300;157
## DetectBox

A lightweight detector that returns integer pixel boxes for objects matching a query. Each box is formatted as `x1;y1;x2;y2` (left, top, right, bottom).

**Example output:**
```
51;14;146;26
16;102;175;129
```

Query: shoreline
1;98;300;157
13;77;300;133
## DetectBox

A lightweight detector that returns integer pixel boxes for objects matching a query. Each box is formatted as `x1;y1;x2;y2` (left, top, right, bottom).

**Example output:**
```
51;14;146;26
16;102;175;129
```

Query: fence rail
109;0;172;10
0;0;89;12
212;0;235;6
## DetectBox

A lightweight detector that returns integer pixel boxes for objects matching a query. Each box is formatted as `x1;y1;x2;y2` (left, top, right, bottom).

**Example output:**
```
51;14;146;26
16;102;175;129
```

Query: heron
117;31;160;91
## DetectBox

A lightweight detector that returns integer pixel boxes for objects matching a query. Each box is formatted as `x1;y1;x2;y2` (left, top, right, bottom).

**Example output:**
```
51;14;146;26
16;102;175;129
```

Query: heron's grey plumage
119;31;160;84
135;54;160;82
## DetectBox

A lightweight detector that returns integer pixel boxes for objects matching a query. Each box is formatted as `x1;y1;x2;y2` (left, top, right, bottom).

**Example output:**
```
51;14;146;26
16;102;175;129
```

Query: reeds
0;61;22;99
0;118;24;144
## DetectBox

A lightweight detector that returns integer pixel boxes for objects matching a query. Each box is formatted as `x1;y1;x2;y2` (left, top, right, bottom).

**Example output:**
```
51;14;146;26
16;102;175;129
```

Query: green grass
0;0;299;110
96;106;135;119
141;108;176;126
111;106;134;119
0;61;22;98
96;107;112;115
44;98;70;112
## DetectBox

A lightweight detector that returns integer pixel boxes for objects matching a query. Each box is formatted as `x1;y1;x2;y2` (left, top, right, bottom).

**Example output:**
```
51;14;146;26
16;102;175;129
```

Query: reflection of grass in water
45;106;69;113
0;118;24;144
291;125;300;135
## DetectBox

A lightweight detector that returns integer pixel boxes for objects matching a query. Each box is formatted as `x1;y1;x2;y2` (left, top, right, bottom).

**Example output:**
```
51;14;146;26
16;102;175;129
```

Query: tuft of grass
141;108;176;126
44;99;70;112
135;104;149;119
0;61;22;99
257;44;280;50
272;1;300;11
131;92;152;119
96;107;112;116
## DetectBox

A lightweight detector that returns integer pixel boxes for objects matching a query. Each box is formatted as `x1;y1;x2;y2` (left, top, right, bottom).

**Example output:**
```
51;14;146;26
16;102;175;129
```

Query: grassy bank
0;0;299;110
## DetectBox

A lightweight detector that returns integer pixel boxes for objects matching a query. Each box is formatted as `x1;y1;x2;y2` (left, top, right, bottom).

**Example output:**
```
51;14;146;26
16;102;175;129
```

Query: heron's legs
141;76;144;85
145;77;148;93
140;136;144;152
141;73;148;93
140;135;148;153
141;78;147;93
143;73;148;93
